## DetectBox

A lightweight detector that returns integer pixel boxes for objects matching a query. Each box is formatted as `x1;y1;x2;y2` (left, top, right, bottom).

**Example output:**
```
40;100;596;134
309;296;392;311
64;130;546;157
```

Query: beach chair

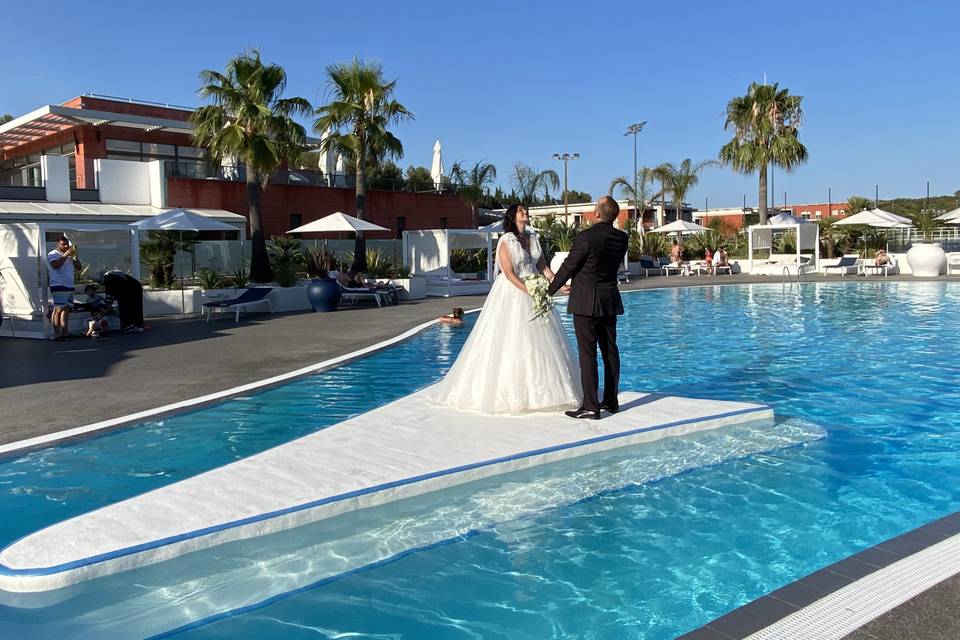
860;256;899;277
203;287;274;322
637;257;661;277
822;255;859;276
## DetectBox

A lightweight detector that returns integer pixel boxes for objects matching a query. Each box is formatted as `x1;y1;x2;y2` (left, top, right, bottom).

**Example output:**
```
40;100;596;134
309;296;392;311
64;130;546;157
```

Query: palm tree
658;160;716;223
609;166;657;227
719;82;808;225
314;59;413;272
450;161;497;228
192;50;311;282
510;163;560;205
846;196;873;214
652;163;675;226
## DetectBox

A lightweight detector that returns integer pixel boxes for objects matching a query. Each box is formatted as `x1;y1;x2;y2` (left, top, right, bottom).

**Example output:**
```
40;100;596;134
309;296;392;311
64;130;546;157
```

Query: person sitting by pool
438;307;465;326
716;247;730;266
875;249;890;266
702;247;714;274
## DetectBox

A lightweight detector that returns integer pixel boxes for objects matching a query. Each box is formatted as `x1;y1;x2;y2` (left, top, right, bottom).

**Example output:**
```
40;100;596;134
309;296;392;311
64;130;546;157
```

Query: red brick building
0;95;472;237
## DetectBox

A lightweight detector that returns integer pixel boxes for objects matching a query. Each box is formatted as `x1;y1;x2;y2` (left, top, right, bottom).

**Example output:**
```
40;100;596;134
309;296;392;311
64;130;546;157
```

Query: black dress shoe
599;403;619;414
565;408;600;420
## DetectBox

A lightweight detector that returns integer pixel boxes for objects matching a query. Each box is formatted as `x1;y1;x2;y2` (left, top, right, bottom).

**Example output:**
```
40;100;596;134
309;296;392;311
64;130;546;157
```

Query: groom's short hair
596;196;619;223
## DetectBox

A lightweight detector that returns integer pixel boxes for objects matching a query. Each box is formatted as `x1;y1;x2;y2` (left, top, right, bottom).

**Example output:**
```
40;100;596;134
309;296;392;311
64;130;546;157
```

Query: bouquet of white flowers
524;274;554;322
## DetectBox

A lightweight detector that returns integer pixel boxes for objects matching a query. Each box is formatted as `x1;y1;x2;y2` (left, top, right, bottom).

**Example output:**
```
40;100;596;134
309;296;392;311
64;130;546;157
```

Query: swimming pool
1;282;959;639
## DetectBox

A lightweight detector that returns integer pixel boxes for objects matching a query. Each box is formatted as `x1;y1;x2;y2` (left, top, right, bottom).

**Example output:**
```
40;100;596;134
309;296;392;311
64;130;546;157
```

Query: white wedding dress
429;232;582;415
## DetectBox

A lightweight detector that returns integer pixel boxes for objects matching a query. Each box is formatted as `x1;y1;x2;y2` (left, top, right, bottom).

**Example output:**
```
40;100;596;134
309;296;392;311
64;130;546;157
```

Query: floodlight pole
624;122;647;229
553;152;580;226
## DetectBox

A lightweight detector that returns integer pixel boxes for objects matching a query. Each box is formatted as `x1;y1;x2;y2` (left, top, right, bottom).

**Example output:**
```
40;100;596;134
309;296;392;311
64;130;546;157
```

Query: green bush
267;235;304;270
197;267;222;289
231;267;251;289
450;248;488;274
272;265;300;287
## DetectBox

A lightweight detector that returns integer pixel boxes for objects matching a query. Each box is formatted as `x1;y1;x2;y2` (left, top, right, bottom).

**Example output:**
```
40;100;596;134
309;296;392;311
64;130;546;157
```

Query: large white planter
906;242;946;277
550;251;570;274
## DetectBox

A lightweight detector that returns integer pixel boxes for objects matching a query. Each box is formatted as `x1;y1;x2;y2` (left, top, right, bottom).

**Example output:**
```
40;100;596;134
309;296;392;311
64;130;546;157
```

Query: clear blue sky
5;0;959;208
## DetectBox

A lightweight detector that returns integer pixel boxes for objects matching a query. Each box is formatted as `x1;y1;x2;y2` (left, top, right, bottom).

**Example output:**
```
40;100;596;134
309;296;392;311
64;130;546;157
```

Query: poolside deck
0;388;771;592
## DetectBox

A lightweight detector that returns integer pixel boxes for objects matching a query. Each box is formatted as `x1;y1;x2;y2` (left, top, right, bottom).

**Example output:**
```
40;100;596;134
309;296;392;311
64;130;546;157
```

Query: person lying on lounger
874;249;890;266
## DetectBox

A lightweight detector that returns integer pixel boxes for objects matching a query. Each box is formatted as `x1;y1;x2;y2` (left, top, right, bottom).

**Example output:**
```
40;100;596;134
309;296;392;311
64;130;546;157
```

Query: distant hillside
872;192;960;218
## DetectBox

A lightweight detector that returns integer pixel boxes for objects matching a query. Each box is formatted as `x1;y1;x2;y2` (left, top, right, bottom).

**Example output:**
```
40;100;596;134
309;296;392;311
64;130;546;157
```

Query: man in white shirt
47;236;81;341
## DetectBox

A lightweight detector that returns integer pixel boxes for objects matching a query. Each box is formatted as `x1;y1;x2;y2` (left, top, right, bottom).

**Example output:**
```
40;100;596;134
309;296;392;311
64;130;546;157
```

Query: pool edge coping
677;511;960;640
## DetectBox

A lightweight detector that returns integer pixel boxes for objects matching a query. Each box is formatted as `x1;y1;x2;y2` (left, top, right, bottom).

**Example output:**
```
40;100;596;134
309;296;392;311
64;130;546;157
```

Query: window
395;216;406;240
815;210;822;216
142;143;177;160
439;217;448;229
290;213;302;229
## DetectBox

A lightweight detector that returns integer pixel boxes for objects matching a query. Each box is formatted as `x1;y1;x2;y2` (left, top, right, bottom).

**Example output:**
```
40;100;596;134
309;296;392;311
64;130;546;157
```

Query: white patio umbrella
288;212;390;266
431;140;444;191
131;208;239;315
834;208;912;257
936;207;960;222
768;212;808;225
650;219;709;235
287;211;390;234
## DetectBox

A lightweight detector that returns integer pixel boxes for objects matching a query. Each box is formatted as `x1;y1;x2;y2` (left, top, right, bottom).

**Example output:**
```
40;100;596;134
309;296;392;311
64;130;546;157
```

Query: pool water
2;282;960;639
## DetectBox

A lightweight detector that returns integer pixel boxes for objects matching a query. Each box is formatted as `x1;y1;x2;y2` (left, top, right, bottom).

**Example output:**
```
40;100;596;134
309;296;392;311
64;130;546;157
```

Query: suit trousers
572;314;620;412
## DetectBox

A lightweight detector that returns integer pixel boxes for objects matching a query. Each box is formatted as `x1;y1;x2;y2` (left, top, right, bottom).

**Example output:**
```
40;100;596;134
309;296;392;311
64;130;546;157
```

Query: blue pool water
2;282;960;639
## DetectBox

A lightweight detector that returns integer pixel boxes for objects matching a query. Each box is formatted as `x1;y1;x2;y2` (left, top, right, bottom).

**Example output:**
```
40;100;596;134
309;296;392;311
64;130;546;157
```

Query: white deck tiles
0;389;771;592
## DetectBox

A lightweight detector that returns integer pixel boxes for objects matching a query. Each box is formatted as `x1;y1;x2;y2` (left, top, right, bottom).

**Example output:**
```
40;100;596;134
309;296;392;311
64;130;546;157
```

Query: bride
429;204;582;415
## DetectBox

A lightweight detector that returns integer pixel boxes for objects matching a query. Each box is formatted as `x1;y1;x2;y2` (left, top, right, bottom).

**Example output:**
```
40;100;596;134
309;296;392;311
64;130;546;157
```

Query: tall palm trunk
471;203;479;229
353;144;368;273
758;162;769;225
246;174;273;282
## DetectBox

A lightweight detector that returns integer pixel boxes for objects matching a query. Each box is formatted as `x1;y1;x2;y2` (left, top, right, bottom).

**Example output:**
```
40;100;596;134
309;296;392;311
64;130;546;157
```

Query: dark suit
548;222;628;413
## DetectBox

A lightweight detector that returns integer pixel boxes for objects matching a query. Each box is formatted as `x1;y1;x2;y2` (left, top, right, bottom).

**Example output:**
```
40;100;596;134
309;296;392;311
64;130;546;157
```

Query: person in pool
438;307;464;325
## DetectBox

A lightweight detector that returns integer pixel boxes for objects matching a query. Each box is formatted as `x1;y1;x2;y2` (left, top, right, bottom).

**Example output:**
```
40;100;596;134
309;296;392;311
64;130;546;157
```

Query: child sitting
84;309;109;338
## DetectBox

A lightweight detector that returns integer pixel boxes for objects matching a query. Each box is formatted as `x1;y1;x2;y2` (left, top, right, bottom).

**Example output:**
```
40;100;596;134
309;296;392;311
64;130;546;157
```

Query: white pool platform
0;389;772;593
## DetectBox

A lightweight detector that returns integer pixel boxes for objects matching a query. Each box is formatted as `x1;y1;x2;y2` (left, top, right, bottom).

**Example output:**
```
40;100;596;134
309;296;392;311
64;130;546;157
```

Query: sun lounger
662;263;688;276
339;284;390;307
636;257;662;277
822;255;859;276
203;287;274;322
860;256;898;277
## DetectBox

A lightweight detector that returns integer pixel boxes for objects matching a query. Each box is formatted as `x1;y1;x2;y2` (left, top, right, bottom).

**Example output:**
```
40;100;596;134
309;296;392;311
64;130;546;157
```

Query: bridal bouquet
524;274;554;322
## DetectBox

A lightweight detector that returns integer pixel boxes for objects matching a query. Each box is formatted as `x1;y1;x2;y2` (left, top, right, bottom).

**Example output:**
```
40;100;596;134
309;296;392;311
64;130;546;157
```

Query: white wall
41;155;71;203
94;159;152;205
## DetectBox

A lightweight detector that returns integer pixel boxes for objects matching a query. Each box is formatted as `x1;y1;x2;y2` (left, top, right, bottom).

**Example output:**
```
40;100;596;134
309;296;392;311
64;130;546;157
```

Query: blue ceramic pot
306;277;341;312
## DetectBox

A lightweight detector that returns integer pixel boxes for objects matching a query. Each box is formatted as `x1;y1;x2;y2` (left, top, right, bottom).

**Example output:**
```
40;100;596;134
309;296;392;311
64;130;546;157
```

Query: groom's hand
560;285;571;294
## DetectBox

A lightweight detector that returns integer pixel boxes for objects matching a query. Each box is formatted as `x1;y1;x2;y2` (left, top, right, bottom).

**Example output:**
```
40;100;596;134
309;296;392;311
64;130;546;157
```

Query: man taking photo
47;235;81;341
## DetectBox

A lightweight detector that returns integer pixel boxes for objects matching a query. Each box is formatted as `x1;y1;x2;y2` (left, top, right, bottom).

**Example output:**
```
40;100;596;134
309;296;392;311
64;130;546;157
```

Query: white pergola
747;221;820;273
402;229;494;297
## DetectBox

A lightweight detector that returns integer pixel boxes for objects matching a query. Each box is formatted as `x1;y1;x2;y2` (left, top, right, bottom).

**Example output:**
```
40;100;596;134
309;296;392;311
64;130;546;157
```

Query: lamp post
623;122;646;228
553;152;580;226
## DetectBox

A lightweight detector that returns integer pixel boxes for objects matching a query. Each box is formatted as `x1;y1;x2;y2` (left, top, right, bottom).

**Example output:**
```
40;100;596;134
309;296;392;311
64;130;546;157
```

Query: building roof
0;201;246;225
0;97;321;154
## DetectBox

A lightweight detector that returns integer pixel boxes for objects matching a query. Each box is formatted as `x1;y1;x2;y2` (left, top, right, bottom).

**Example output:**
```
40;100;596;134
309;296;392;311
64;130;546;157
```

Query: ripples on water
2;282;959;640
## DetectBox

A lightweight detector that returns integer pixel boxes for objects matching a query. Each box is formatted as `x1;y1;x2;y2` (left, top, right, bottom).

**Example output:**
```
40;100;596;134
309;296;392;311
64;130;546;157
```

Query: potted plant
549;225;577;273
304;247;340;312
906;211;946;277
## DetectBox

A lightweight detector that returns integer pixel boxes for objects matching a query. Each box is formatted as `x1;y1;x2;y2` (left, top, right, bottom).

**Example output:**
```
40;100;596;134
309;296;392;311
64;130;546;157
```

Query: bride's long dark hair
502;204;527;245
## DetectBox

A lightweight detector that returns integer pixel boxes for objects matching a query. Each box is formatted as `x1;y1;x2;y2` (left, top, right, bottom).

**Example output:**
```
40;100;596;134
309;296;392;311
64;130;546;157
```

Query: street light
623;122;647;229
553;152;580;226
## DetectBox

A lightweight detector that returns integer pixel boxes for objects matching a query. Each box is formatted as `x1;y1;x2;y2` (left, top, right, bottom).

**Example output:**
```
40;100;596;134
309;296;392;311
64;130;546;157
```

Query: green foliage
639;232;671;259
911;210;941;241
0;114;12;124
314;58;413;272
685;230;730;258
231;267;251;289
561;189;592;204
367;160;405;190
773;230;798;253
192;49;312;282
719;82;807;224
656;159;717;214
391;264;412;278
511;163;560;205
450;248;488;274
267;234;305;270
197;267;222;289
846;196;873;214
405;165;435;191
341;248;396;278
303;246;335;278
272;265;300;287
449;160;497;227
140;231;198;289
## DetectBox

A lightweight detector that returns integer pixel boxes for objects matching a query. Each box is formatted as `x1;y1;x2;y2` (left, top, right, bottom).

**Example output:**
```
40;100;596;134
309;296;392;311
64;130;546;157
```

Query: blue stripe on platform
0;404;769;579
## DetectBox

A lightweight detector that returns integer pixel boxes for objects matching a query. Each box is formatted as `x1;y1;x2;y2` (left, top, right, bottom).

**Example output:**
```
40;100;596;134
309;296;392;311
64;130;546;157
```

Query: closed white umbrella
319;128;337;181
131;209;240;315
650;219;709;234
768;212;807;225
430;140;444;192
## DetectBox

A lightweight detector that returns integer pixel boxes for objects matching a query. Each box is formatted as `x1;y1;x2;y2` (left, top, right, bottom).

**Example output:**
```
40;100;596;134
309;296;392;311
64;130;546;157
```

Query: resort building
0;94;473;238
695;202;850;230
522;199;696;230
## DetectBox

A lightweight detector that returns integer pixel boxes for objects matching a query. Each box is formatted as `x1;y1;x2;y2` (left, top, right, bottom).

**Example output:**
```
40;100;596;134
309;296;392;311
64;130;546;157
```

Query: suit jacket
548;221;628;316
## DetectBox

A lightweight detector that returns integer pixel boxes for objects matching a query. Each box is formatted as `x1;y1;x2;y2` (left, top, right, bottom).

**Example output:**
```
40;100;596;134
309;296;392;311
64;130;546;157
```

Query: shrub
303;246;335;278
197;267;222;289
272;265;300;287
231;267;251;289
267;235;304;270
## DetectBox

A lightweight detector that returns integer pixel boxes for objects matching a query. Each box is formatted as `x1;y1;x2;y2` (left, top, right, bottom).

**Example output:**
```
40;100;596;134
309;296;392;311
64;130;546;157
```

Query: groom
548;196;628;420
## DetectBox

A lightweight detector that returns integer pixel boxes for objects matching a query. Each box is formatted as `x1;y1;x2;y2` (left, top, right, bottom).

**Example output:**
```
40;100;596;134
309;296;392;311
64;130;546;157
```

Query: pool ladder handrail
782;265;804;284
